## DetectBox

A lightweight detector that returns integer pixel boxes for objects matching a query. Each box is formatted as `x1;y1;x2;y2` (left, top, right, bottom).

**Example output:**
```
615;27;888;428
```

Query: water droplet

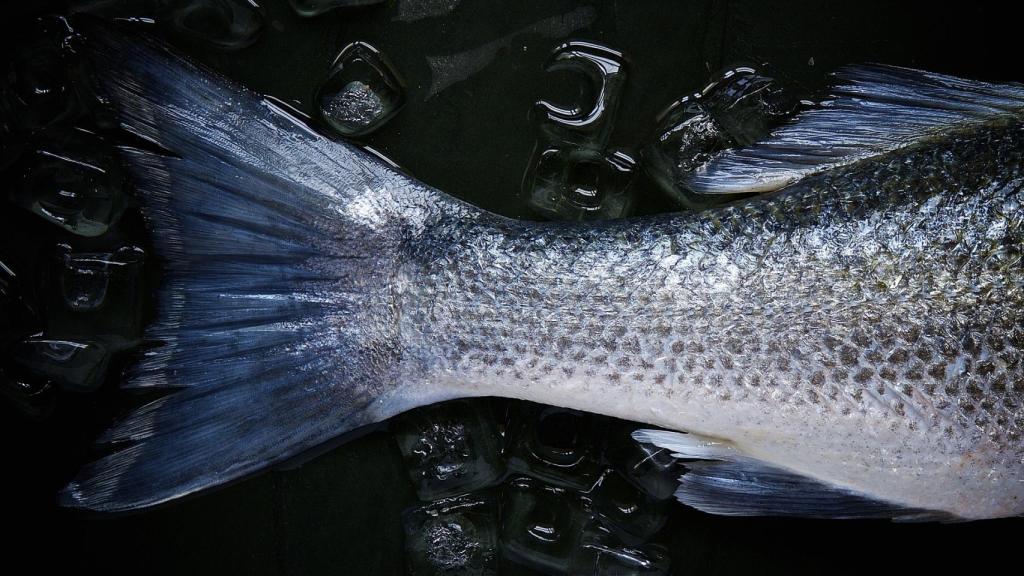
288;0;384;18
317;41;404;137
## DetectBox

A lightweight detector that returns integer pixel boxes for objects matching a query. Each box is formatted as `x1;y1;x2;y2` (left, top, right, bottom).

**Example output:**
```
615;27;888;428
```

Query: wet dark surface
2;1;1023;574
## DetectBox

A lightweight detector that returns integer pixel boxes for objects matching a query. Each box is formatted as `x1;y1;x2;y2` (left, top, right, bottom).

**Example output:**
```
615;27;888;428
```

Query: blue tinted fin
685;64;1024;194
58;24;420;512
632;430;954;521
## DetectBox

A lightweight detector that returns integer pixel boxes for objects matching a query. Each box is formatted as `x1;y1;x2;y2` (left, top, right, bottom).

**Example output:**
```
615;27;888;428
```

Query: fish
59;25;1024;521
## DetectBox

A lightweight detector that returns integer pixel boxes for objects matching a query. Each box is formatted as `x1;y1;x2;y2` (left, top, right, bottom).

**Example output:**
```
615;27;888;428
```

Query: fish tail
59;22;430;512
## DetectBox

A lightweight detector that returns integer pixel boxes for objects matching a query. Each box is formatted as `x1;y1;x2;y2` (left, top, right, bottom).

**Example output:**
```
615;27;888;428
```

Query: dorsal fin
633;430;956;521
684;64;1024;194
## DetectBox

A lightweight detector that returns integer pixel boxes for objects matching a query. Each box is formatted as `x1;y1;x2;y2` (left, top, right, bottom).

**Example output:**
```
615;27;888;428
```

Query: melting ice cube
500;476;590;574
403;491;498;576
392;399;505;500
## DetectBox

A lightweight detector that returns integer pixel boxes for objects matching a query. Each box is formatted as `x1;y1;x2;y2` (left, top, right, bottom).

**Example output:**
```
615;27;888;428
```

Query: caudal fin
60;23;431;512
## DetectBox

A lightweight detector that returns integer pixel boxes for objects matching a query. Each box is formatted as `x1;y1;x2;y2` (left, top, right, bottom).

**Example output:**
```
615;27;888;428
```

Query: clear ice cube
392;399;505;501
535;41;627;149
505;403;605;490
0;371;54;421
569;522;671;576
317;41;404;138
606;424;681;501
160;0;265;50
10;338;111;392
0;258;39;340
1;17;82;168
288;0;383;18
500;476;590;575
524;146;637;221
48;244;146;351
583;470;669;542
11;128;126;237
403;491;498;576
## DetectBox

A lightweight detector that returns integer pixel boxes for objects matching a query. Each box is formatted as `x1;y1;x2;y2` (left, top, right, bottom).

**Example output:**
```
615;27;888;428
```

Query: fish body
399;121;1024;520
61;27;1024;520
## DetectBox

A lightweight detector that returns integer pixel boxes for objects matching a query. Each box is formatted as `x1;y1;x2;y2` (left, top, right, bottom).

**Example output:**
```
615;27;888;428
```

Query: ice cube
700;66;800;147
583;470;669;542
535;41;627;149
0;258;40;341
643;96;731;209
47;244;146;351
505;403;606;491
0;372;54;421
10;338;111;393
10;128;126;237
160;0;265;50
392;399;505;501
606;424;681;501
569;522;671;576
500;476;590;574
524;146;637;221
403;491;498;576
288;0;384;18
317;41;404;137
1;16;82;168
644;66;801;208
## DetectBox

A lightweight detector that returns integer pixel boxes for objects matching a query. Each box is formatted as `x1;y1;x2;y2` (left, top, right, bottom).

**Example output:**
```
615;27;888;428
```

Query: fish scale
402;123;1024;519
60;25;1024;520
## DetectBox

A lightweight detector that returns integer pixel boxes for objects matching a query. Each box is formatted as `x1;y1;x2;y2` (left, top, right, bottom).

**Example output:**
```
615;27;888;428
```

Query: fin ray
634;429;955;521
686;64;1024;194
59;23;403;512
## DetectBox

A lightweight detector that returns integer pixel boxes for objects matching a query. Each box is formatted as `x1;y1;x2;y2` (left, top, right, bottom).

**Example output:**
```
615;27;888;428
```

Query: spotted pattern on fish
393;122;1024;518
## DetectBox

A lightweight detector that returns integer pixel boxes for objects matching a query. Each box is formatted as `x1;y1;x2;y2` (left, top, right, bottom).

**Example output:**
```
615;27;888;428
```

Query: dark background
2;1;1022;574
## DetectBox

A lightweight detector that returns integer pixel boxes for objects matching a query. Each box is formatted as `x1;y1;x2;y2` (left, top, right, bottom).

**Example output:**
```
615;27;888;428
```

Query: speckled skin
382;121;1024;520
66;28;1022;516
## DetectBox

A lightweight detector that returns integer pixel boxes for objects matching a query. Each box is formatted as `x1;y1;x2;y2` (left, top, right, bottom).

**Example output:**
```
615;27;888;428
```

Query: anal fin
633;430;955;522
